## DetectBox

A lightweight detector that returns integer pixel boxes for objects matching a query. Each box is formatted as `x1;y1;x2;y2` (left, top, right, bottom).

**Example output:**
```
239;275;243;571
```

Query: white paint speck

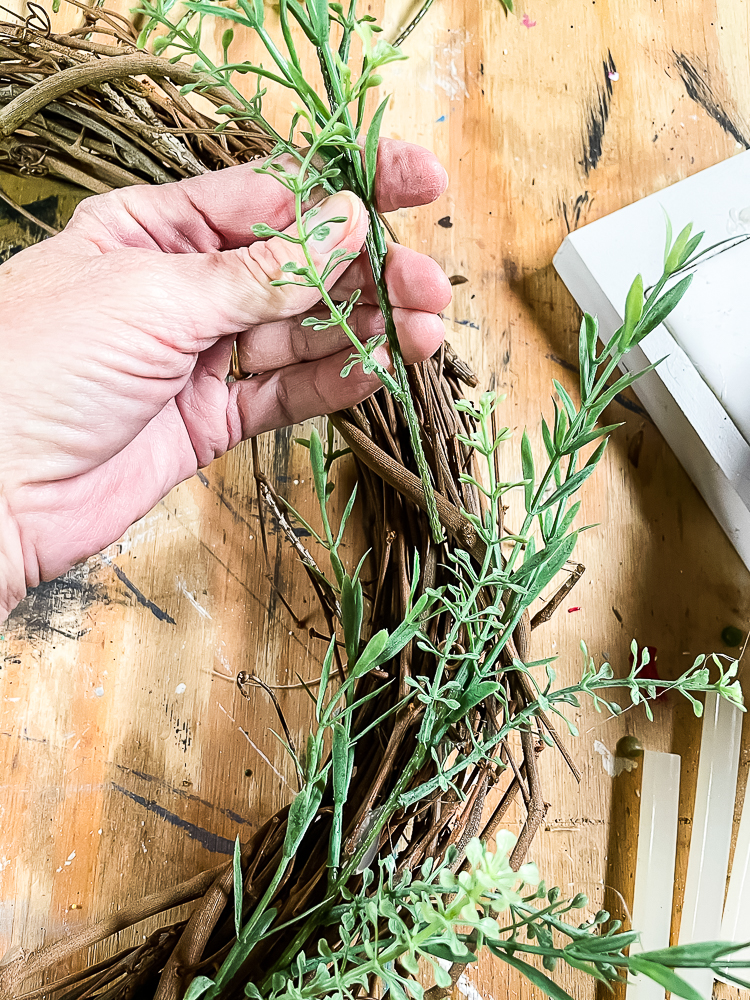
594;740;638;778
217;703;236;722
456;974;485;1000
175;683;187;695
608;70;619;81
176;577;212;619
94;686;104;698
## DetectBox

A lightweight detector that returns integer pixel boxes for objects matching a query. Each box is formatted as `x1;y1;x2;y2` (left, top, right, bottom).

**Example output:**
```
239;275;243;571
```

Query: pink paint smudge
522;13;537;27
568;606;581;613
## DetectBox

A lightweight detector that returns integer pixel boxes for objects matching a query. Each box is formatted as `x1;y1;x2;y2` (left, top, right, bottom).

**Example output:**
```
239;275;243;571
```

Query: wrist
0;490;26;623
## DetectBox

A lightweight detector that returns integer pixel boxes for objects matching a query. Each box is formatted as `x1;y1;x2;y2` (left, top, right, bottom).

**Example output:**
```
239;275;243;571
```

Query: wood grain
2;1;750;998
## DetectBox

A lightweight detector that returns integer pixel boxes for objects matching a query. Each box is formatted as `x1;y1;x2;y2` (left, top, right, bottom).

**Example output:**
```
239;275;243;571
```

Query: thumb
162;190;368;350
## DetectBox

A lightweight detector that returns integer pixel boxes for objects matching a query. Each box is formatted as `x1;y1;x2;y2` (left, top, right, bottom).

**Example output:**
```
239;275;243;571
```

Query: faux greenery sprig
135;0;445;542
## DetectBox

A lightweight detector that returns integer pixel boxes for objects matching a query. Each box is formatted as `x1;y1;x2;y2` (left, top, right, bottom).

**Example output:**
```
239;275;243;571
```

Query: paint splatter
175;577;212;620
594;740;638;778
175;682;186;695
581;51;617;175
437;216;453;228
608;70;619;81
568;606;581;613
673;52;750;149
434;29;470;100
522;13;536;27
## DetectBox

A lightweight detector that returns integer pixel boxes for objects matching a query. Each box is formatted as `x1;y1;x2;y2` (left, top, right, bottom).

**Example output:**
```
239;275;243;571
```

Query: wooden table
2;1;750;997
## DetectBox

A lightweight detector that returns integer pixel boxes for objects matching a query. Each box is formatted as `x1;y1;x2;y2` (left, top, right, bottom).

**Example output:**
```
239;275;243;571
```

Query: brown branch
329;413;484;562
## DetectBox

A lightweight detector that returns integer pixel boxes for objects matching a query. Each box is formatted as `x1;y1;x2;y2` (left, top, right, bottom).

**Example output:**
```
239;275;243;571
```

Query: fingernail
306;191;362;252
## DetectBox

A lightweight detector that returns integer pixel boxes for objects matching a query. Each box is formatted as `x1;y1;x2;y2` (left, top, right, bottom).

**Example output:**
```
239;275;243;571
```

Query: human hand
0;140;451;621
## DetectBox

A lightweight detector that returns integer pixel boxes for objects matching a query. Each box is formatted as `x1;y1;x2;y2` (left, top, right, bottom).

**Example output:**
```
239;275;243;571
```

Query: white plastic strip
678;693;743;999
720;768;750;967
626;750;681;1000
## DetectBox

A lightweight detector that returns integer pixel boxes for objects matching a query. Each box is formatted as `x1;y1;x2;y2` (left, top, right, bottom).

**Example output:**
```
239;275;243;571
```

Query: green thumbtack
721;625;745;648
616;735;643;760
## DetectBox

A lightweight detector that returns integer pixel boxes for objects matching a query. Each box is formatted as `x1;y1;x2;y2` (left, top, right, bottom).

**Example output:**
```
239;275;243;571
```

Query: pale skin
0;139;451;622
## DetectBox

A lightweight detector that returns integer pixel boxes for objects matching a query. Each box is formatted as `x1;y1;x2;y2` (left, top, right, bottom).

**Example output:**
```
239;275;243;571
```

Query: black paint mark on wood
545;353;651;421
111;783;234;854
437;216;453;228
109;562;176;624
559;191;591;233
6;562;110;638
115;763;255;826
581;52;617;175
673;52;750;148
196;470;210;487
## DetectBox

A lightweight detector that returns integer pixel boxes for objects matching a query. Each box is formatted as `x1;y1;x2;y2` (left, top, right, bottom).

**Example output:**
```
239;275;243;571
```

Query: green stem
313;37;444;544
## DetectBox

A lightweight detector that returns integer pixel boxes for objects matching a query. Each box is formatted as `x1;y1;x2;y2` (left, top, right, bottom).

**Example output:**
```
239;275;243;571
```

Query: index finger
69;139;447;255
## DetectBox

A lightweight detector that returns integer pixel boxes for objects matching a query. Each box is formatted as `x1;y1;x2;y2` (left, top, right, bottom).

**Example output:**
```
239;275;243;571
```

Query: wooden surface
3;1;750;997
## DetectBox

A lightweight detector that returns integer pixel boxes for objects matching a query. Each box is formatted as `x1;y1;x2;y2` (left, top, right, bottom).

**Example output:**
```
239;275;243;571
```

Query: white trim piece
553;149;750;572
678;693;743;999
719;773;750;973
627;750;681;1000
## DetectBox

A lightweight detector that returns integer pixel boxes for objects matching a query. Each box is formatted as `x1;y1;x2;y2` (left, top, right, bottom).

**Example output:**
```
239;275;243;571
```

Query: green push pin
722;625;745;648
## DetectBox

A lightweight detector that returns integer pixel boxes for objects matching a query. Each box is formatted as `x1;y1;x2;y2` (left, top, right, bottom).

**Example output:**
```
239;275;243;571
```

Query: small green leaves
183;977;216;1000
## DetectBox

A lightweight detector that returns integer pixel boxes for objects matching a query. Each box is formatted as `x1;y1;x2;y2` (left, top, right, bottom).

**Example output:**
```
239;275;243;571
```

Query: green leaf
365;96;389;199
331;722;350;803
539;442;605;511
541;417;555;460
521;430;535;509
491;951;574;1000
184;977;216;1000
232;836;243;939
351;629;389;677
665;221;693;273
637;941;750;967
587;361;660;423
627;958;705;1000
307;0;331;39
579;313;598;400
634;275;693;342
524;533;579;601
341;574;363;666
284;780;324;856
681;230;705;266
663;209;673;268
316;637;335;722
553;380;577;421
621;273;644;347
560;422;621;456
